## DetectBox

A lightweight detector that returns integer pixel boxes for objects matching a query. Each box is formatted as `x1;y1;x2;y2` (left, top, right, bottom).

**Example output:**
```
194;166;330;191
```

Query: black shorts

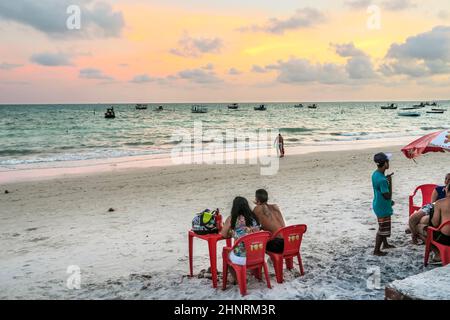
266;238;284;253
433;232;450;246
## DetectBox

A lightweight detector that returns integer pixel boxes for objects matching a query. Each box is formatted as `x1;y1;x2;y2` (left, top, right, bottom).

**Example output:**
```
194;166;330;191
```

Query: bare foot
374;250;388;256
382;244;396;249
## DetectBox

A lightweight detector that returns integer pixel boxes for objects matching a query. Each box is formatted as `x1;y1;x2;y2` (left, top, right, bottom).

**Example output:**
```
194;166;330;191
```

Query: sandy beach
1;142;447;300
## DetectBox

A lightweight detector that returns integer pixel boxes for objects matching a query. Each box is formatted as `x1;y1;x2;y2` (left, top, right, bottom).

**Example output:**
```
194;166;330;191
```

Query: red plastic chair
409;184;437;216
266;225;307;283
222;231;271;296
424;221;450;266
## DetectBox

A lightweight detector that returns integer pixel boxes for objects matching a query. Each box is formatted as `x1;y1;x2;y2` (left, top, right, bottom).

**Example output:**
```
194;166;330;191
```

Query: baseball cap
374;152;392;164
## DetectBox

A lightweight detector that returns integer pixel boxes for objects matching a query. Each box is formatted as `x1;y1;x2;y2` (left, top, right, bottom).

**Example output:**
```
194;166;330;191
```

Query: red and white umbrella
402;130;450;159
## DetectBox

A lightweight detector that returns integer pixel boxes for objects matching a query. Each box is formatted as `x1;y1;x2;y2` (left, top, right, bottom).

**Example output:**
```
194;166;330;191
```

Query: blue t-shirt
372;170;393;218
436;186;446;201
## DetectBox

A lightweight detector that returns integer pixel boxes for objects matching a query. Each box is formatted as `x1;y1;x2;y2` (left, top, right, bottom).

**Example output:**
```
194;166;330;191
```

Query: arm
220;216;232;238
431;189;439;203
381;177;392;200
431;202;441;228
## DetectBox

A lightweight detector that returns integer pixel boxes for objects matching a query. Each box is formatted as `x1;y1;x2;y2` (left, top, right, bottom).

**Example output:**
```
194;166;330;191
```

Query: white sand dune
0;145;447;299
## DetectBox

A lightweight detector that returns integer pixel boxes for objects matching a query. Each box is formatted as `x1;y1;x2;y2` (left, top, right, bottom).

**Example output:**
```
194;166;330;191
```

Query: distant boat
135;104;148;110
381;103;398;110
228;103;239;110
154;105;164;111
307;104;318;109
412;102;426;109
254;104;267;111
398;111;421;117
431;108;446;112
427;110;445;114
191;105;208;113
105;107;115;119
294;104;304;108
401;107;419;110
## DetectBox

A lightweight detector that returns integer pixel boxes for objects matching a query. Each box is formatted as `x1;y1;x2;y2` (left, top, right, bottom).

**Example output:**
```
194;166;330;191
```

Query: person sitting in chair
252;189;286;253
408;173;450;244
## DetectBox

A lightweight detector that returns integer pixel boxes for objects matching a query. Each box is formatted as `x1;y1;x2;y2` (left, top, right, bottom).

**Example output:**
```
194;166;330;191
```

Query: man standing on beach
274;133;285;158
371;152;396;256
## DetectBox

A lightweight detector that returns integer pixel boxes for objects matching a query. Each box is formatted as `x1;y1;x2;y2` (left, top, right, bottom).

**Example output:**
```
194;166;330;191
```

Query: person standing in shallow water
371;152;396;256
274;133;285;158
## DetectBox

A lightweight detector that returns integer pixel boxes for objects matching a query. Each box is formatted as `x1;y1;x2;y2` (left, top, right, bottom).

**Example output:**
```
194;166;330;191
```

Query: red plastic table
188;230;232;288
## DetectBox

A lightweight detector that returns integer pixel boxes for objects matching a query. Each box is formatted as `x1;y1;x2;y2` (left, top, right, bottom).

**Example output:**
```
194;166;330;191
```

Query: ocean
1;102;449;167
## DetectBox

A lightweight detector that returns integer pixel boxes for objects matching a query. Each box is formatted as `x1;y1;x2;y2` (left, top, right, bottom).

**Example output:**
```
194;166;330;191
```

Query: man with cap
371;152;396;256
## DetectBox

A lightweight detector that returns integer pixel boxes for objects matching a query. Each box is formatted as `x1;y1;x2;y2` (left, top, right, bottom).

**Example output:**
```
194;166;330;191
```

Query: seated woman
409;173;449;244
221;196;260;266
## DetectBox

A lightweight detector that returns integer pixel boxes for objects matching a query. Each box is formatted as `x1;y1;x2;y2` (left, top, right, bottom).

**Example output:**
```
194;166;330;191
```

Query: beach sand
0;144;447;299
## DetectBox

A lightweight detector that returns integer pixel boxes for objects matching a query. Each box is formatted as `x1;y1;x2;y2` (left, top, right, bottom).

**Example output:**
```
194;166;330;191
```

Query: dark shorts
433;232;450;246
377;216;391;237
266;238;284;253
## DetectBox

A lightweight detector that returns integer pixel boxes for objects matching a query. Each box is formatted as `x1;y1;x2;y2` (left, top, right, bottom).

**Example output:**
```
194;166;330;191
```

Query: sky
0;0;450;103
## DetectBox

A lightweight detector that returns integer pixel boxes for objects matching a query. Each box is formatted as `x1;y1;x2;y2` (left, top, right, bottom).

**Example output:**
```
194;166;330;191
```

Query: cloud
170;33;223;58
0;0;124;38
345;0;372;10
332;43;366;57
130;74;154;83
202;63;214;70
0;62;23;70
382;0;416;11
251;65;269;73
382;26;450;77
239;8;326;35
332;43;376;79
437;10;449;20
177;68;223;84
264;42;377;85
79;68;113;80
228;68;242;75
266;58;347;84
30;52;72;66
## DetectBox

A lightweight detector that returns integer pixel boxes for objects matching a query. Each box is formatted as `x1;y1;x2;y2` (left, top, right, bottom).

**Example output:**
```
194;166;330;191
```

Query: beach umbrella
401;130;450;159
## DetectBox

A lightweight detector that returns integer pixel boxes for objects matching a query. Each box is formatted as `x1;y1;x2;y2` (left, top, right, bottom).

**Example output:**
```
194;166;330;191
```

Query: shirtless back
253;203;285;235
433;189;450;236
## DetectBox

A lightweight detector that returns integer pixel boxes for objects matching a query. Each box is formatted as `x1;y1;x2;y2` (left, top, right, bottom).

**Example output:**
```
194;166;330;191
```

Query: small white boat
398;111;421;117
191;105;208;113
227;103;239;110
254;104;267;111
294;104;304;108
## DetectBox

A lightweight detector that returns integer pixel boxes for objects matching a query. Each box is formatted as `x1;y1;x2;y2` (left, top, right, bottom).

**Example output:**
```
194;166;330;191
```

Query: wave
330;132;369;137
279;127;314;133
420;126;449;131
124;141;154;146
0;149;39;156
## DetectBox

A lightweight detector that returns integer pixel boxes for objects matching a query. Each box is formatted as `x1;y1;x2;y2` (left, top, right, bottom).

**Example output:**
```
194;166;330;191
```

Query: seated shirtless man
252;189;286;253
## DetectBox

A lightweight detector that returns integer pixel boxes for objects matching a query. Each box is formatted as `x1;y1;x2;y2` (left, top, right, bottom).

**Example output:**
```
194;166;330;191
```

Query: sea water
0;102;448;168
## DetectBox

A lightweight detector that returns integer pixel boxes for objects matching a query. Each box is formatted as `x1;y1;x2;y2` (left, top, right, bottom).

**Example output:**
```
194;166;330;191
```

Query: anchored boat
254;104;267;111
105;107;115;119
191;105;208;113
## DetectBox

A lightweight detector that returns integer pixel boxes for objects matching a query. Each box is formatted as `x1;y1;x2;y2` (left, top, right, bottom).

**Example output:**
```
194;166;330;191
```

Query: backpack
192;209;219;235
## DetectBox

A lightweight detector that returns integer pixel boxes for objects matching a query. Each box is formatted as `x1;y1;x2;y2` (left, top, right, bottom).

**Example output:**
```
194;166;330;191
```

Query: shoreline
0;135;420;185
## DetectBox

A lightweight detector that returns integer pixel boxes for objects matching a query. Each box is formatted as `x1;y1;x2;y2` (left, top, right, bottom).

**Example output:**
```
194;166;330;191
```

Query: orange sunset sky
0;0;450;103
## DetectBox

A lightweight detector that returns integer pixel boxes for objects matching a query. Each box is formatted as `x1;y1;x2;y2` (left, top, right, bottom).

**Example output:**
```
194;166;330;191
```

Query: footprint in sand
25;227;38;232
